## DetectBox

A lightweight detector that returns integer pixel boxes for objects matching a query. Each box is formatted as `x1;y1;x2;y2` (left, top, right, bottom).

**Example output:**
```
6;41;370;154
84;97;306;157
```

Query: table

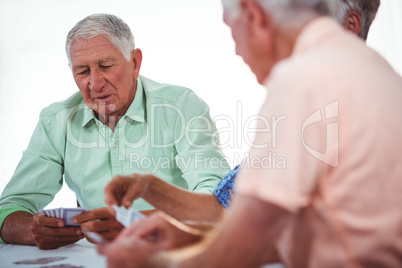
0;239;106;268
0;239;285;268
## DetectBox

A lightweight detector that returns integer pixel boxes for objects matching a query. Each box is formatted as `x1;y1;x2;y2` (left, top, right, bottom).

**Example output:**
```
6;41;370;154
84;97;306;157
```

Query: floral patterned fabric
213;165;240;208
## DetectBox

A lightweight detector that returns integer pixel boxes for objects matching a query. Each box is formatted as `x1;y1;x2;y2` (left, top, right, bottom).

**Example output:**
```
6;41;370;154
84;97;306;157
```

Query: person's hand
73;207;124;243
98;230;161;268
104;173;155;209
119;212;203;249
97;212;203;268
31;212;84;250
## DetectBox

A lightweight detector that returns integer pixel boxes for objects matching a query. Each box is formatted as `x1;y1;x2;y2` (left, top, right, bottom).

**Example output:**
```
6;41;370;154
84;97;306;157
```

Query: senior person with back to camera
98;0;402;267
0;13;230;250
98;0;381;227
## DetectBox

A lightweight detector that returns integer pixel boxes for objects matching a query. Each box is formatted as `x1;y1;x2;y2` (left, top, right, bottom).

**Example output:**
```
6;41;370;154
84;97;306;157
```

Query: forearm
154;195;289;267
1;211;35;245
139;209;158;216
144;176;224;222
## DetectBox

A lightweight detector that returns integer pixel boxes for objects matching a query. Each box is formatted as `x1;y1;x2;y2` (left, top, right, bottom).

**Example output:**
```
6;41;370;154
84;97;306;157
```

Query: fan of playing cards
81;206;145;244
40;207;87;226
40;206;145;228
40;206;145;244
112;205;145;227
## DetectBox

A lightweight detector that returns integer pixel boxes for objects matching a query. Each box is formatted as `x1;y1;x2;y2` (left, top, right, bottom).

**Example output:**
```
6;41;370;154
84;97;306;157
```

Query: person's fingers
31;214;85;249
33;234;83;250
30;225;84;250
33;233;83;244
73;207;112;224
121;179;144;209
31;224;82;237
104;174;152;209
97;229;122;242
109;213;160;242
104;175;126;207
128;212;168;239
75;207;124;242
97;231;161;268
33;212;65;227
115;218;147;239
134;213;203;249
80;217;123;233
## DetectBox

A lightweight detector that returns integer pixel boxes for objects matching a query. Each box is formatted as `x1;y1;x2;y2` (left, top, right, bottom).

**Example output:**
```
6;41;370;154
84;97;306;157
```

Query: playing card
63;208;87;226
113;205;130;227
40;207;87;227
130;208;145;223
113;205;145;227
13;257;67;265
82;230;107;244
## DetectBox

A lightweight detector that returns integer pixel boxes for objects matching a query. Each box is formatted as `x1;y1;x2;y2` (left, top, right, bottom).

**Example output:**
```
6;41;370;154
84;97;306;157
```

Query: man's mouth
95;95;112;101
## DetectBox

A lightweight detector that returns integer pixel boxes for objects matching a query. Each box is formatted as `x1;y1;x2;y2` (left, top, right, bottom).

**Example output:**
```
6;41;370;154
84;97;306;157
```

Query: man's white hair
65;13;135;66
334;0;380;40
222;0;341;31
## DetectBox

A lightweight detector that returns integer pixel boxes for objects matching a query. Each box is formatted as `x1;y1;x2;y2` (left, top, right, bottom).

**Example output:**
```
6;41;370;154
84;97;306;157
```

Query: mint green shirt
0;76;230;242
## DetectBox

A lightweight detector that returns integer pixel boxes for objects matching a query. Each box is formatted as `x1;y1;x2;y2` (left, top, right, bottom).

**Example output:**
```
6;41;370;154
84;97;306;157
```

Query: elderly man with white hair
98;0;381;228
0;14;230;250
98;0;402;267
337;0;380;40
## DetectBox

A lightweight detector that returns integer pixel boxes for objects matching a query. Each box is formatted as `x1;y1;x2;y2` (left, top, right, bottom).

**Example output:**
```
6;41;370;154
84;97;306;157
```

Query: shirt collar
292;16;342;56
124;77;145;123
262;17;342;86
81;76;146;127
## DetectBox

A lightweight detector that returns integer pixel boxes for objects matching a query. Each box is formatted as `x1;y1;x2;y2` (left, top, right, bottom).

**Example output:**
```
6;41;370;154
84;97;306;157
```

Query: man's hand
104;174;154;209
97;212;203;268
73;207;124;243
122;212;203;249
31;212;84;250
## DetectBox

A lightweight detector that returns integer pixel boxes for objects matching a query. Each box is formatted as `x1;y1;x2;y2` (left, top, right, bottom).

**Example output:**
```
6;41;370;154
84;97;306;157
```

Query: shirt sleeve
213;165;240;208
172;89;231;194
0;108;65;242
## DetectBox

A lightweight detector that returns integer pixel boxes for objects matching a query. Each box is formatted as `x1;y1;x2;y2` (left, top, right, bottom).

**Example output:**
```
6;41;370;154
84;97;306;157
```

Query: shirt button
113;144;117;148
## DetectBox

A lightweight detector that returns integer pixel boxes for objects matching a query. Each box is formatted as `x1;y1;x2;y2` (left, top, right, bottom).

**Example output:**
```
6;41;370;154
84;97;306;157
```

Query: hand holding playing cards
74;207;124;243
98;212;203;268
31;212;84;250
104;173;155;209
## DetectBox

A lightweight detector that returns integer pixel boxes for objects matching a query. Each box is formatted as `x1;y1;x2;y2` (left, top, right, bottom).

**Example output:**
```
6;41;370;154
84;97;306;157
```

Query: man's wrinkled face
223;4;273;84
69;36;141;121
223;7;252;68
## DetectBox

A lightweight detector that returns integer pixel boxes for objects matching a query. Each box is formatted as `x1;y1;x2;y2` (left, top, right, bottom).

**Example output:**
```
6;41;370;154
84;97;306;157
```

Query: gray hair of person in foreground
222;0;341;30
65;13;135;65
335;0;380;40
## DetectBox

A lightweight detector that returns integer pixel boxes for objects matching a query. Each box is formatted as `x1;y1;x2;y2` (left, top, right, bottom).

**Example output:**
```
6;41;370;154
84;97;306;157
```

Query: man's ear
240;0;270;31
343;11;362;36
131;48;142;80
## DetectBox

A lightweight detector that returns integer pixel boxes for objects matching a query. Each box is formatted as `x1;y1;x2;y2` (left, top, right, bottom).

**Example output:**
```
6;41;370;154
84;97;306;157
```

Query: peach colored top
236;17;402;268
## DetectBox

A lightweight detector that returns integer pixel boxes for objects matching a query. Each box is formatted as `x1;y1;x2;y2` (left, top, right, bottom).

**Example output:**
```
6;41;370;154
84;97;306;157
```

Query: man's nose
88;69;105;92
